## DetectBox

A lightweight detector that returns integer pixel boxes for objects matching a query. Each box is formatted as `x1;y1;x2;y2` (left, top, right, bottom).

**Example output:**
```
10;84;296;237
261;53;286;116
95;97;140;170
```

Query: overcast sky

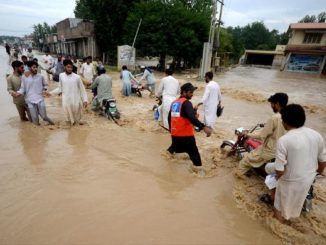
223;0;325;32
0;0;325;36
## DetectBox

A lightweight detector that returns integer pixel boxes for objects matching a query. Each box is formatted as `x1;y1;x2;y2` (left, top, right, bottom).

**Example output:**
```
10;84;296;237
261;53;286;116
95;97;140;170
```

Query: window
303;33;322;44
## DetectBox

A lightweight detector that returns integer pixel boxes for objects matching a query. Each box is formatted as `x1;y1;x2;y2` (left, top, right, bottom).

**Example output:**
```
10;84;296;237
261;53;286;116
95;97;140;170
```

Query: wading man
195;71;222;130
6;60;31;122
15;61;54;126
271;104;326;223
80;56;95;87
51;60;88;126
156;69;180;130
168;83;212;173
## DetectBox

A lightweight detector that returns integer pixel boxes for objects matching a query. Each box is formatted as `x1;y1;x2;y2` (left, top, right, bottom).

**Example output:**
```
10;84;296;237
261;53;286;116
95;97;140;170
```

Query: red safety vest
170;97;194;137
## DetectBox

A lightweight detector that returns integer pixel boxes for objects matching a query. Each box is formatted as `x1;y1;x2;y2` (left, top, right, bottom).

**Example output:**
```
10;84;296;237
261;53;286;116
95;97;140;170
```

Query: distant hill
0;36;23;45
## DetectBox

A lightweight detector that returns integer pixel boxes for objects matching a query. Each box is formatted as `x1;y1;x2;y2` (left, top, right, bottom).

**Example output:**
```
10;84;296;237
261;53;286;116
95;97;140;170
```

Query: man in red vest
168;82;212;171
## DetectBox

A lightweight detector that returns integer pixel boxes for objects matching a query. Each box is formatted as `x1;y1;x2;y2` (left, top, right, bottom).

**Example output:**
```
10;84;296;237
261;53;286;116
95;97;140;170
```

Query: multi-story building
282;23;326;75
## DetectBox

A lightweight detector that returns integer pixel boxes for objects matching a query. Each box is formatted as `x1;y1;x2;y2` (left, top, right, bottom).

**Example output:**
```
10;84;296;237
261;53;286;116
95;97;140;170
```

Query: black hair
281;104;306;128
27;61;38;67
21;55;27;60
145;67;152;73
268;93;288;108
33;58;38;62
165;69;173;76
205;71;213;80
122;65;127;70
97;66;106;75
87;56;92;60
11;60;23;69
63;59;73;66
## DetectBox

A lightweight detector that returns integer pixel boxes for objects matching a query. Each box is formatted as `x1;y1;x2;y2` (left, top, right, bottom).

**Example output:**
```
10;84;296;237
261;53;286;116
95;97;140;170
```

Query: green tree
226;26;244;62
32;22;56;49
217;23;288;64
74;0;140;61
241;22;274;50
317;12;326;22
217;28;233;52
124;0;211;68
299;11;326;23
299;15;317;23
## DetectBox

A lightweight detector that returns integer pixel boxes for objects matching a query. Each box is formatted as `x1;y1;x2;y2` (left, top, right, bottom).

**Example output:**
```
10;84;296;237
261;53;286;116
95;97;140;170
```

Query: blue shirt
18;73;48;104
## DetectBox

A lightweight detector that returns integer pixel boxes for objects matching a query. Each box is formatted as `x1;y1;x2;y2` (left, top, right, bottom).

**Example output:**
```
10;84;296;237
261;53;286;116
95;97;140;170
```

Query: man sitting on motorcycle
90;65;113;111
237;93;288;176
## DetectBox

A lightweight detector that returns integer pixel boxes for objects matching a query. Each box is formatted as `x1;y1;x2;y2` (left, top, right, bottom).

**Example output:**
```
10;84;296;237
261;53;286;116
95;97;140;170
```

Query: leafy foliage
75;0;211;67
75;0;140;62
32;22;56;49
123;0;211;68
299;11;326;23
73;0;291;66
218;22;288;63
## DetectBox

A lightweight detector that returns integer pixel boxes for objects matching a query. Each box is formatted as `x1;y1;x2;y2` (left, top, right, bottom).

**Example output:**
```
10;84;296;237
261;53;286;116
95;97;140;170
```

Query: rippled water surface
1;46;325;244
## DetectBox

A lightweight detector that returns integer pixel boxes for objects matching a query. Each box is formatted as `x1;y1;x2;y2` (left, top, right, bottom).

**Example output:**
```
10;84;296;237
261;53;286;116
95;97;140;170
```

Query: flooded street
0;46;326;244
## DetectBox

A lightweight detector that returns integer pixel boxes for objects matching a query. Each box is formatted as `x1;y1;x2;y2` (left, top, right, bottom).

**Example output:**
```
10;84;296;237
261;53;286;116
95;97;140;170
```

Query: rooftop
289;23;326;30
245;50;284;55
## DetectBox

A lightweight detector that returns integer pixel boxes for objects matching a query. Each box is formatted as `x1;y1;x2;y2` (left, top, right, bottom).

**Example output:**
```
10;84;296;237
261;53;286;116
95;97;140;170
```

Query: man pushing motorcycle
237;93;288;176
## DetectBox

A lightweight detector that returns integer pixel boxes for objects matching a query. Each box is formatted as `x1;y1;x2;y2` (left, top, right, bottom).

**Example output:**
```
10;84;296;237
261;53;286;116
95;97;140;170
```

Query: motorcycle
220;123;265;159
221;123;316;212
101;98;120;123
131;79;143;97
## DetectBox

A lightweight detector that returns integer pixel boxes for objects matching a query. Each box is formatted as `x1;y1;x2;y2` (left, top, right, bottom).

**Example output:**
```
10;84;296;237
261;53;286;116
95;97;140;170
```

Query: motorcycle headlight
235;127;244;135
109;102;116;107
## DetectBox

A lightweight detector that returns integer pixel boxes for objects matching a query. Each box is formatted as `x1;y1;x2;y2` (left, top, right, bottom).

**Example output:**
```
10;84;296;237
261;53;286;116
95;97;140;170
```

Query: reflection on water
19;126;50;165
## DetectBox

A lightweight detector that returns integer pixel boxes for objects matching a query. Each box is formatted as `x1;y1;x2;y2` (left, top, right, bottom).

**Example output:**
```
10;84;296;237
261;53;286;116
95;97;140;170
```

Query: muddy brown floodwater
0;46;325;244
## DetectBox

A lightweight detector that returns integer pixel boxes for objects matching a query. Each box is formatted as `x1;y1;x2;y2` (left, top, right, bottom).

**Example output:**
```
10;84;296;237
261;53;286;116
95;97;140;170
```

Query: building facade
23;35;34;48
55;18;100;58
44;33;58;53
243;45;285;67
282;23;326;75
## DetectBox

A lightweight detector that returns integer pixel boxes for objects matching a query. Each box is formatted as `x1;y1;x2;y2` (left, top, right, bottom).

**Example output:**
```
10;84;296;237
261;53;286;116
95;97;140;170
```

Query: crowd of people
5;48;326;225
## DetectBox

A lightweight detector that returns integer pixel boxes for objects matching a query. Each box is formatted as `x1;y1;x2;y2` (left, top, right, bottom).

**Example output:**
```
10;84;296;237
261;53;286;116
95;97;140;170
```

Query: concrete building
243;45;285;67
282;23;326;75
44;33;58;53
23;35;34;48
56;18;100;58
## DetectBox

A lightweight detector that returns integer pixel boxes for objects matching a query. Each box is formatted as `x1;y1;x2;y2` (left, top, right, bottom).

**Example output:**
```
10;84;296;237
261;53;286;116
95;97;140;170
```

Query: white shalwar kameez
200;80;221;127
274;127;326;220
80;63;94;83
42;54;53;70
51;72;88;124
156;75;180;129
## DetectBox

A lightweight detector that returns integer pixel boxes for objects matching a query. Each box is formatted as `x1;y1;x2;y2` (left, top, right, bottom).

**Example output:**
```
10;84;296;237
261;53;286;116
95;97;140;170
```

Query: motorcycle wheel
115;112;120;120
220;142;234;149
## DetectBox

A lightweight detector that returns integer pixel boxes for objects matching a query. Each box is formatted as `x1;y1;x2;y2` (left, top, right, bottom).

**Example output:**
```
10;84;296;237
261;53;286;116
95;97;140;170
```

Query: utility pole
213;0;224;70
128;18;142;68
208;0;218;46
215;0;224;49
132;18;142;49
199;0;224;79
